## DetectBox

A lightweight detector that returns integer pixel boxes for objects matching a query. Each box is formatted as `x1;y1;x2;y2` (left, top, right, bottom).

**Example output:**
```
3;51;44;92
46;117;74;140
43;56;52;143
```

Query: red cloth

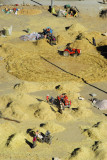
46;96;49;101
65;99;69;106
33;136;37;142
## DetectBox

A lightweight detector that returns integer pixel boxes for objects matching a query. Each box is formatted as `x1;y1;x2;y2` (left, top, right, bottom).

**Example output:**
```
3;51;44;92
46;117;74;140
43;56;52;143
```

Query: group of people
55;5;79;18
46;93;71;114
20;27;57;45
32;130;52;148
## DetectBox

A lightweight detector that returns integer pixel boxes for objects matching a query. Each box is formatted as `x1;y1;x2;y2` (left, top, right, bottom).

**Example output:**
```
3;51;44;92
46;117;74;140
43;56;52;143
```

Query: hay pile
81;121;107;140
69;147;95;160
0;36;106;83
98;39;107;46
5;132;26;149
34;101;56;120
0;81;107;160
0;92;39;121
17;9;42;15
40;122;65;133
68;23;87;33
71;100;94;118
0;20;106;83
70;38;96;53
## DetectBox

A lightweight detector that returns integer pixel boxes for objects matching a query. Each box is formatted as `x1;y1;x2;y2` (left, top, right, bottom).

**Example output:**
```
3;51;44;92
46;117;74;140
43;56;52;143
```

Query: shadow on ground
97;45;107;58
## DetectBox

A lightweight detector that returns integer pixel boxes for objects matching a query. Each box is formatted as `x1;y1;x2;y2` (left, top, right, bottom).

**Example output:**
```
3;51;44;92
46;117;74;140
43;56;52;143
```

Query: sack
3;25;12;36
52;7;56;15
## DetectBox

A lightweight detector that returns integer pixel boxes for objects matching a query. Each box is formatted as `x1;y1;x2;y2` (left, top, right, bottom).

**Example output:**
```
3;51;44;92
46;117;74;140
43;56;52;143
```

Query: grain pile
17;9;42;15
1;28;106;83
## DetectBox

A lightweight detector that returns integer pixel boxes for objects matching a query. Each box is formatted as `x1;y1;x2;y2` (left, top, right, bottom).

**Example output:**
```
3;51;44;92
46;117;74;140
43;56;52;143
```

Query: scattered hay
40;122;65;133
56;111;73;122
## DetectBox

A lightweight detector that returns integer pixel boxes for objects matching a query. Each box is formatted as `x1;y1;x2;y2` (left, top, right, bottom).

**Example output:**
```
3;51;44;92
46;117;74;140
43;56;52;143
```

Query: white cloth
93;99;107;110
20;32;41;41
38;133;43;139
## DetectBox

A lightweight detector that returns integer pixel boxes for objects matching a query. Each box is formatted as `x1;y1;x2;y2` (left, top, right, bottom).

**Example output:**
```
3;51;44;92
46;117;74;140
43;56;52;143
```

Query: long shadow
58;50;64;56
0;116;20;123
98;1;106;4
103;113;107;117
31;0;43;6
25;139;33;148
26;129;35;137
40;56;107;94
97;45;107;58
6;134;16;146
26;129;32;134
22;30;28;33
65;25;72;31
36;98;44;102
50;105;56;113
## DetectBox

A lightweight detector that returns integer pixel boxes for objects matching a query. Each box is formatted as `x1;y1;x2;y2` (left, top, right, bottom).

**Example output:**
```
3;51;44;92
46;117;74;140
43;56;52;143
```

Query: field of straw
0;3;107;160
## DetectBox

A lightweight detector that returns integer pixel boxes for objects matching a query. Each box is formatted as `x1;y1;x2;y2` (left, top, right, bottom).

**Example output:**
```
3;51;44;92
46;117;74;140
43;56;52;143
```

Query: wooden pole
51;0;54;11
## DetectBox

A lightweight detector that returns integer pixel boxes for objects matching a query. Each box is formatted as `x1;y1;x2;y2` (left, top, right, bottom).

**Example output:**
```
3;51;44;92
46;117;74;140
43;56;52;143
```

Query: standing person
46;94;49;103
92;37;96;46
32;130;39;148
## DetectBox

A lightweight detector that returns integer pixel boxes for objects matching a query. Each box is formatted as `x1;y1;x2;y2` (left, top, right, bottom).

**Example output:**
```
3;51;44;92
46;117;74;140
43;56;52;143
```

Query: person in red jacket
46;94;49;103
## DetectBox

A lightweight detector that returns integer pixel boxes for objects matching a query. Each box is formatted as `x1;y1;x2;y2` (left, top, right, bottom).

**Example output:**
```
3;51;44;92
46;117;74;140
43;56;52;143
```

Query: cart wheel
73;50;79;57
63;51;69;57
73;53;77;57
